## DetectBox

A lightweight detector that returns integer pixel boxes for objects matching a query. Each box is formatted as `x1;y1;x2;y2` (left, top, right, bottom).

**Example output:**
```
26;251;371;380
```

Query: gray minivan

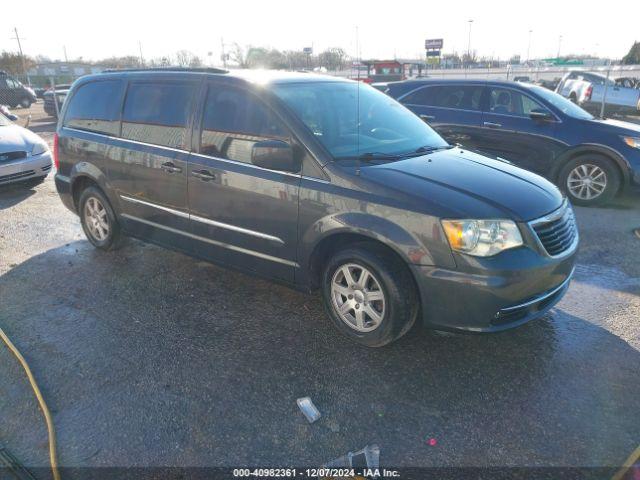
54;68;578;346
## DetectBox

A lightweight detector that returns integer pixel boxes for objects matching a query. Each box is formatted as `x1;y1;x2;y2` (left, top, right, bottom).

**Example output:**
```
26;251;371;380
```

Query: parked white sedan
0;108;52;186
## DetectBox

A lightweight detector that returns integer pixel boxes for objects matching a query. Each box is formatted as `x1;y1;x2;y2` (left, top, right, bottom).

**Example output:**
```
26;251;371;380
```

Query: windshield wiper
406;144;454;156
335;145;454;163
335;152;403;163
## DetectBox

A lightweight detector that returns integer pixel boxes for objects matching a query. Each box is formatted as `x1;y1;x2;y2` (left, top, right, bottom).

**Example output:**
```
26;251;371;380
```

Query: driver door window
200;86;288;164
488;88;546;117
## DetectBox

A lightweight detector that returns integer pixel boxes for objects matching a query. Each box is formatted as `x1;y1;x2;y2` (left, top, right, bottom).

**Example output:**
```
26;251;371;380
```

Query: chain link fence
1;73;63;121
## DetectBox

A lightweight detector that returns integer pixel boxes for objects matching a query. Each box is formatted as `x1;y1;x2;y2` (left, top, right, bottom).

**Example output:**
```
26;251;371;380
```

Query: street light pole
467;19;474;68
526;30;533;63
557;35;563;59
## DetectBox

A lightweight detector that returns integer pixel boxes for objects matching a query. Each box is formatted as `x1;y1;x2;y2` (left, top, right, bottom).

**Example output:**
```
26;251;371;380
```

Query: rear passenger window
63;80;124;136
200;84;287;163
122;82;196;149
400;87;435;106
403;85;482;111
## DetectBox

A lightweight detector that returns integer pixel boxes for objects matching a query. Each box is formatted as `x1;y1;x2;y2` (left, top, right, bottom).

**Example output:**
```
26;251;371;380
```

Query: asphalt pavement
0;103;639;479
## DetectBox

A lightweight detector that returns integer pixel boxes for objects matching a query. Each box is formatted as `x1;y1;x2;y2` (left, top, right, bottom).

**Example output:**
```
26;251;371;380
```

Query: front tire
19;97;32;108
558;154;620;206
321;243;418;347
79;186;124;250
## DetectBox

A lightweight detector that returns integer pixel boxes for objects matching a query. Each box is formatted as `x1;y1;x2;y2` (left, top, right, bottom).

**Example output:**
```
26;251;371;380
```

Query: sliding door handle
192;169;216;181
160;161;182;173
483;121;502;129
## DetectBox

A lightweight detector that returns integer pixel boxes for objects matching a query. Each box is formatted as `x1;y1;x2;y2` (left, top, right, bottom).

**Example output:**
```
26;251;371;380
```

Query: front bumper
0;152;52;185
410;242;577;333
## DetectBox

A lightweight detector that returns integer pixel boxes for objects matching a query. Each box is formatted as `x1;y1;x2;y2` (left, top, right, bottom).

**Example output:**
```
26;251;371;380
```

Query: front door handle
483;121;502;129
420;114;436;121
192;169;216;181
160;162;182;174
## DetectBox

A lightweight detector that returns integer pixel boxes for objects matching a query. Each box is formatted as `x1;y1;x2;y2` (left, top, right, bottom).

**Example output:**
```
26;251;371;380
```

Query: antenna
355;26;361;176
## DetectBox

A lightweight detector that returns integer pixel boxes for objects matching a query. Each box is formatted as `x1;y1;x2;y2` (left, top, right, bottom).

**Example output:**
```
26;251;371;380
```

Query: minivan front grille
531;204;578;256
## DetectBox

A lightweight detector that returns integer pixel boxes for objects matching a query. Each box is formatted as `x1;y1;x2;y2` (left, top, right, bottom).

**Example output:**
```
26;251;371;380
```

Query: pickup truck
556;71;640;116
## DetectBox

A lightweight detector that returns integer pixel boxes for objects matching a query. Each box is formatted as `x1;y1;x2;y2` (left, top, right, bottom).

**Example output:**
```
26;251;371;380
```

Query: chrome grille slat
530;202;578;257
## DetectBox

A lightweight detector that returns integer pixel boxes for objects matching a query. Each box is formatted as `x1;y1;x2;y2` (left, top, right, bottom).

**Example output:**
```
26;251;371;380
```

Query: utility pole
526;29;533;63
11;27;31;86
220;37;227;68
467;19;474;69
138;41;144;67
63;46;68;63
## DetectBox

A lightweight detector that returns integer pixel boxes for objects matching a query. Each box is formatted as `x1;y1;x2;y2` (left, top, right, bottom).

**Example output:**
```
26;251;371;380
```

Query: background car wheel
79;186;124;251
321;242;418;347
19;97;32;108
558;154;620;206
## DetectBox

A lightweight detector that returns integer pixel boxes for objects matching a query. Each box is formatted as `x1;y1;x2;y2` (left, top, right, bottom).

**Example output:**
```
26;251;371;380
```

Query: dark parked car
54;69;577;346
385;79;640;206
43;84;71;117
0;73;37;108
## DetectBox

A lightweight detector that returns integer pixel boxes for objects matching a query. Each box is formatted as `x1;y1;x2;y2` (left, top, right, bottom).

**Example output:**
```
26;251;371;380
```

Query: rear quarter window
63;80;124;136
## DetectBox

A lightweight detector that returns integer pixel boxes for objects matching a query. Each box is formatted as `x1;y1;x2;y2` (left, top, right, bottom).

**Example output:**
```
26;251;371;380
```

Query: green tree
622;42;640;65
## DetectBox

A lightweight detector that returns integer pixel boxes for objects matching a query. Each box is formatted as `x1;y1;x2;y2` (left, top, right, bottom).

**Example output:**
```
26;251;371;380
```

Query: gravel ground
0;103;639;479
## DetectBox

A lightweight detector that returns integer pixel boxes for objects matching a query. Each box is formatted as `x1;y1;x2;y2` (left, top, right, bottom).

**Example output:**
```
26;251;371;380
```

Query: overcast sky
3;0;638;64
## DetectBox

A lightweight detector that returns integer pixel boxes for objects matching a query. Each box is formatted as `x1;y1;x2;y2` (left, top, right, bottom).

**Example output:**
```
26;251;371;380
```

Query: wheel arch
300;213;440;292
551;144;630;189
69;163;115;212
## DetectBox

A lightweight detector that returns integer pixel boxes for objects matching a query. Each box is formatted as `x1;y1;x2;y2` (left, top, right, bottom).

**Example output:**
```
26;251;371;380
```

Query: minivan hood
366;148;564;222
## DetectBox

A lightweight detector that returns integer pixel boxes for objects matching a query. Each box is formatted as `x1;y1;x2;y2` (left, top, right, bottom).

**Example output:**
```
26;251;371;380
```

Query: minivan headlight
622;136;640;149
441;219;523;257
31;142;49;156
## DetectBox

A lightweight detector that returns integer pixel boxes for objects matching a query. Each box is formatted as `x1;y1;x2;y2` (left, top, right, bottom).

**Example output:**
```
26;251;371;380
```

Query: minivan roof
77;68;351;87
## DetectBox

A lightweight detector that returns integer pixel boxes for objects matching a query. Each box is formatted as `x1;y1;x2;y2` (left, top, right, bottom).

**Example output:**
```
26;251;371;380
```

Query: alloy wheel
331;263;386;332
567;164;607;201
84;197;110;242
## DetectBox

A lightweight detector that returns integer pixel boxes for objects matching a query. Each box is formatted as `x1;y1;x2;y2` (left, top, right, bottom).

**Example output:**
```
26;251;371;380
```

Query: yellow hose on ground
0;326;61;480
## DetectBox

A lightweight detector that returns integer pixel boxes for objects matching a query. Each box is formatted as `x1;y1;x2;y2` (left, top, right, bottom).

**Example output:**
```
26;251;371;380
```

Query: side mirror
530;109;554;122
251;140;300;173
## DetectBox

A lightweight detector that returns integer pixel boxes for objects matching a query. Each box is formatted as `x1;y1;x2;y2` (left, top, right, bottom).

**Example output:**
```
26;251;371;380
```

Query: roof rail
102;67;228;74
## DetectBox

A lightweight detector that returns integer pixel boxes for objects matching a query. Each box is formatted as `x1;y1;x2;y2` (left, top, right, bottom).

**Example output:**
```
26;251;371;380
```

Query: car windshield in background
273;81;449;161
530;85;594;120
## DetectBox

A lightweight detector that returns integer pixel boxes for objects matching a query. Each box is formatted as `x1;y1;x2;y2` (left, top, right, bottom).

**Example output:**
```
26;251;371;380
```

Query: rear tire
19;97;32;108
558;154;620;206
321;243;418;347
78;186;124;250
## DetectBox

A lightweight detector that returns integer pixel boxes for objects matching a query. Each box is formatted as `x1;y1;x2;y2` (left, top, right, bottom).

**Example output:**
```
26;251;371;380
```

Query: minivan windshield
273;81;449;161
529;85;594;120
